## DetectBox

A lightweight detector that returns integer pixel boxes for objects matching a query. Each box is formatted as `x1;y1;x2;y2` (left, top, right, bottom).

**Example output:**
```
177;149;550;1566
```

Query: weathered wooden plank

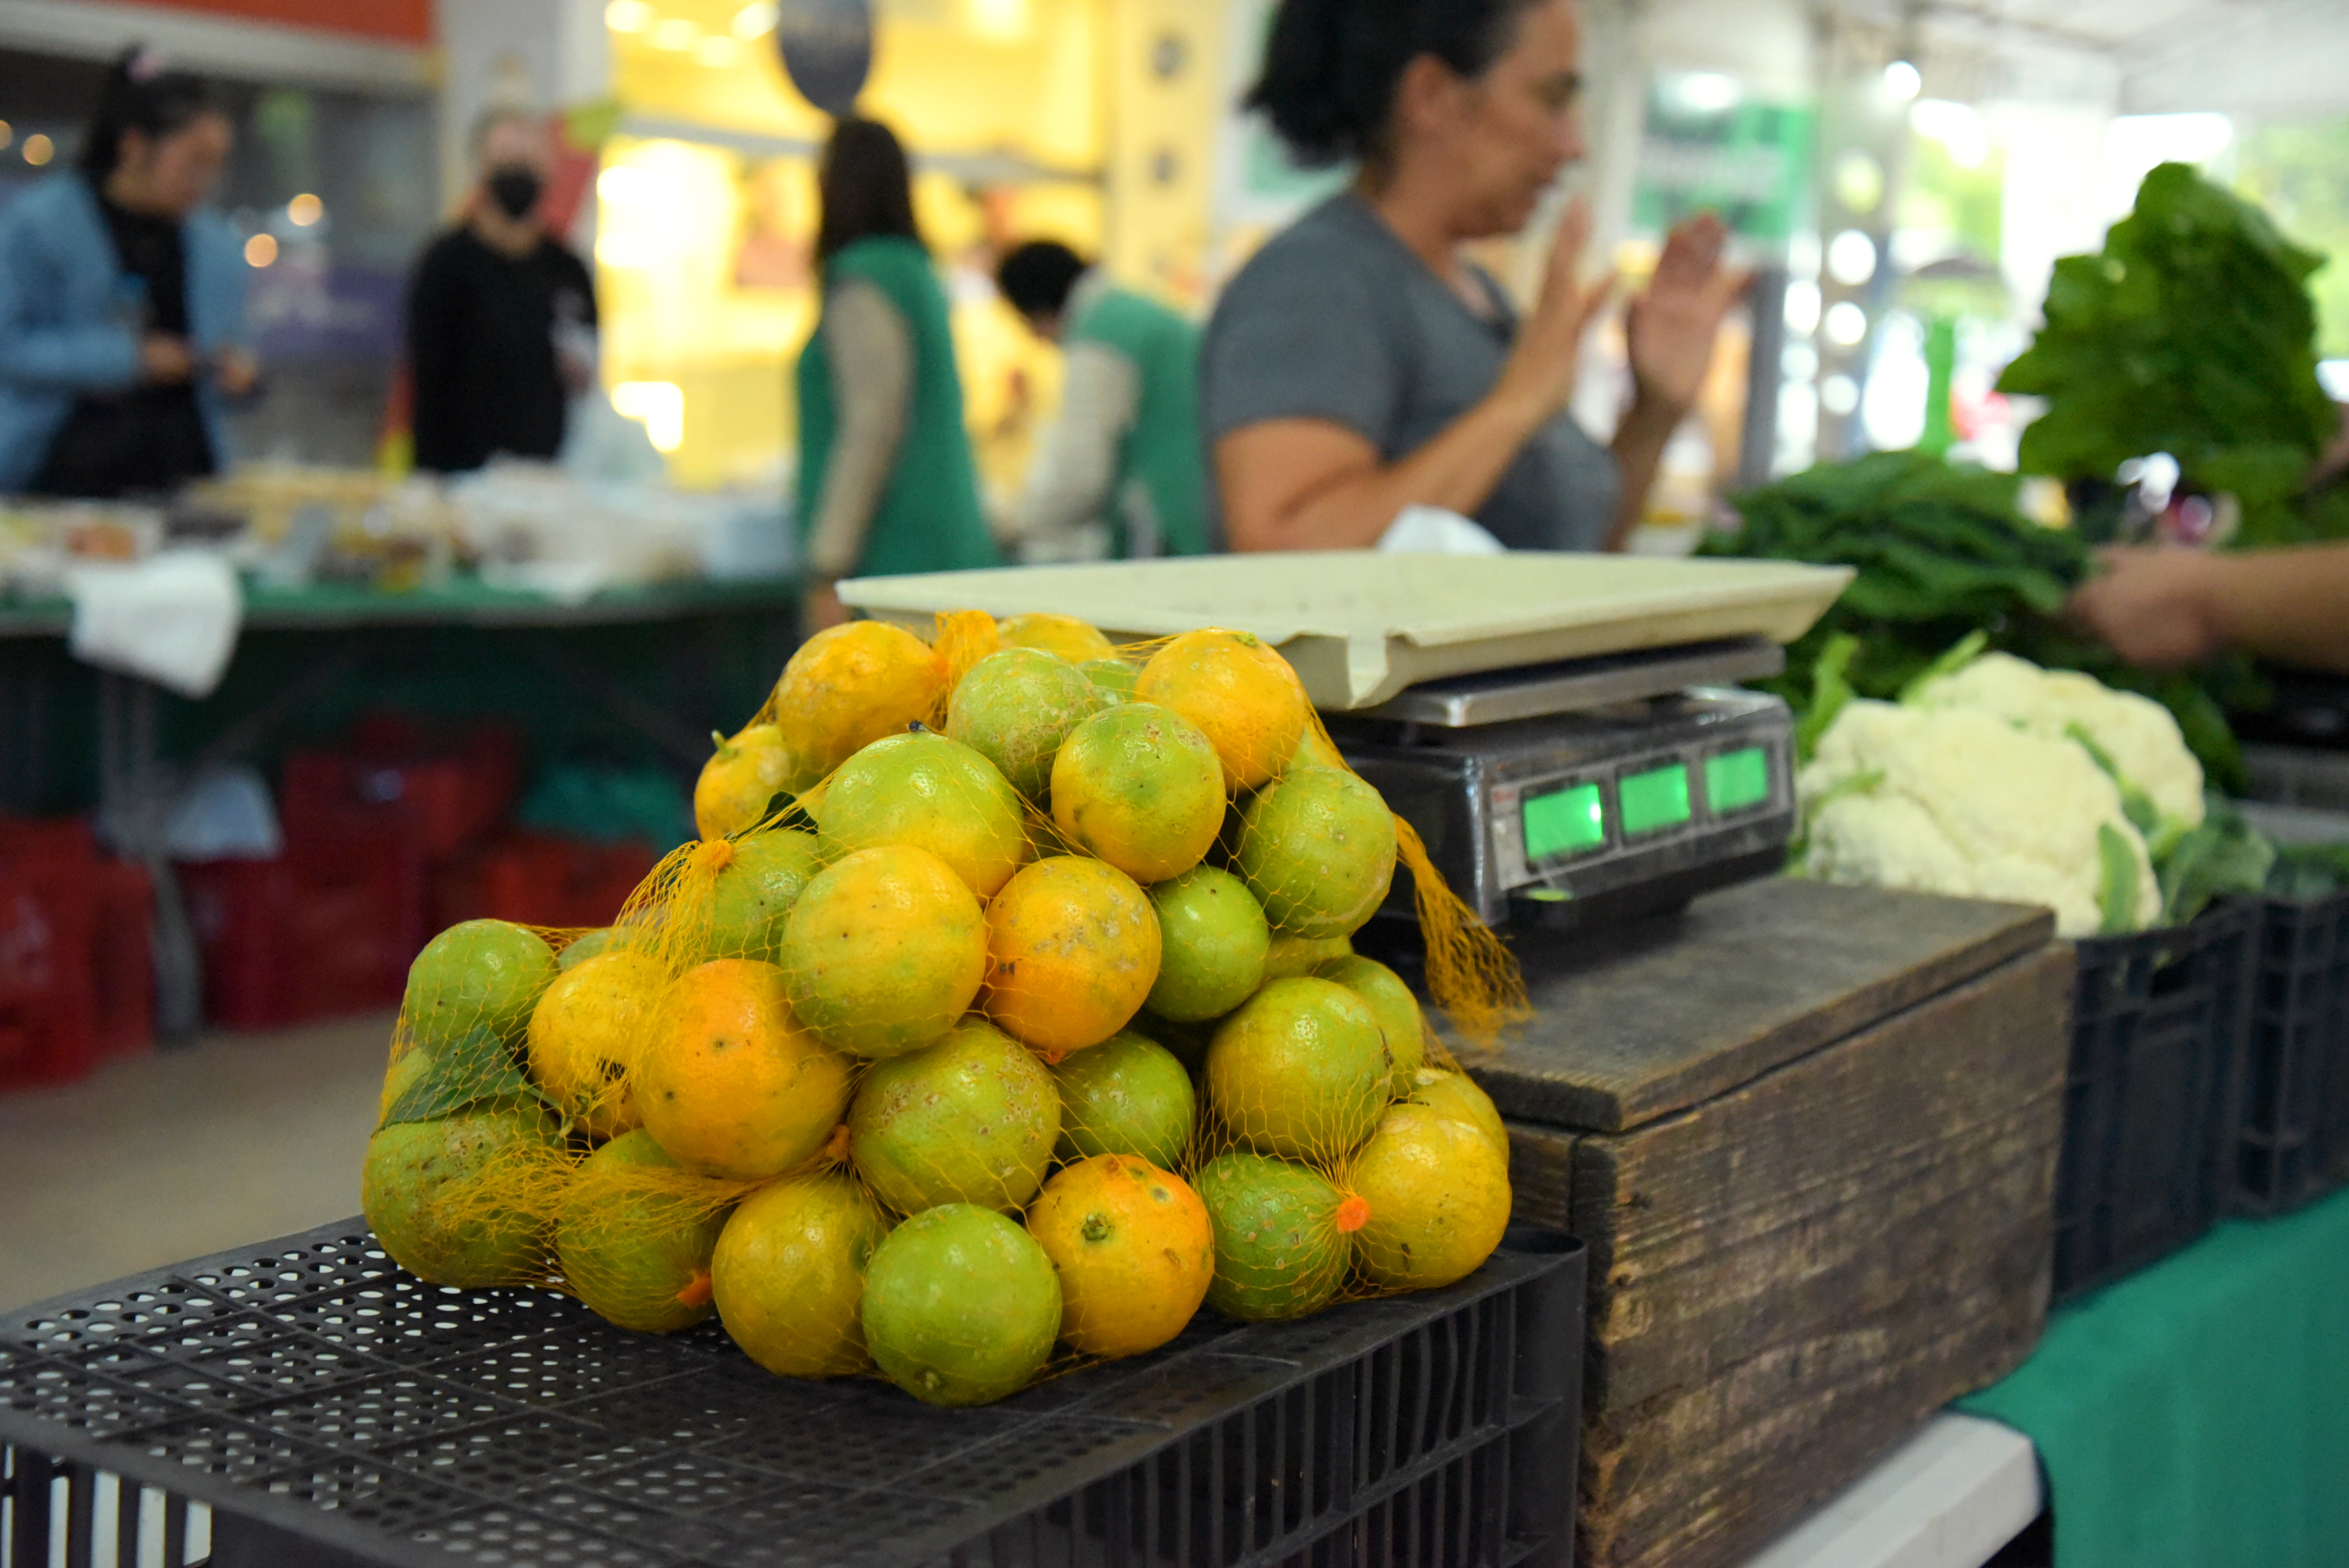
1467;878;2054;1131
1548;943;2071;1568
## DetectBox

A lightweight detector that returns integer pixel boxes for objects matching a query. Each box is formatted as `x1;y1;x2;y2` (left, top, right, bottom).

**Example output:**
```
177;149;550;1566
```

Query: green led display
1522;781;1606;862
1706;747;1772;814
1619;764;1692;836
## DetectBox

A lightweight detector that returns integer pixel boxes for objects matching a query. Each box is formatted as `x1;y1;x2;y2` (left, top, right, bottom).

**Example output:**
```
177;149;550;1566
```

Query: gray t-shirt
1201;192;1620;551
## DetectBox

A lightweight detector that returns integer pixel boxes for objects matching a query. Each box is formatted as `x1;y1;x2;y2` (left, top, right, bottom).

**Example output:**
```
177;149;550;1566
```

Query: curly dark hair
1245;0;1546;169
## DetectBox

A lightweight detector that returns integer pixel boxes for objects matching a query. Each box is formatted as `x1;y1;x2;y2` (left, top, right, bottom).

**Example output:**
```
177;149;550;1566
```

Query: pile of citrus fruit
363;611;1514;1407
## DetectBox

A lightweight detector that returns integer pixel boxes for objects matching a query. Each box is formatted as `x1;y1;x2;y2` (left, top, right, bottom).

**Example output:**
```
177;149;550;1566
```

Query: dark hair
816;116;920;265
1246;0;1541;169
77;46;219;179
996;241;1088;319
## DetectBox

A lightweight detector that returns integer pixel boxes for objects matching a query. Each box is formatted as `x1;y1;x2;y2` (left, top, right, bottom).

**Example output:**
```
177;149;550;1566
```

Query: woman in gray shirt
1203;0;1746;553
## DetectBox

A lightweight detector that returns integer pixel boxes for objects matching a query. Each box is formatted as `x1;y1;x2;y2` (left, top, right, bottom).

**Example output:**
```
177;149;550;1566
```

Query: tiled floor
0;1012;394;1311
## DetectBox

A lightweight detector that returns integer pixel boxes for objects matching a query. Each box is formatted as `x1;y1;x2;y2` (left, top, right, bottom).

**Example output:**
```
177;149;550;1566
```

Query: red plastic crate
280;723;520;865
89;860;155;1059
180;820;418;1032
0;867;99;1093
433;832;658;932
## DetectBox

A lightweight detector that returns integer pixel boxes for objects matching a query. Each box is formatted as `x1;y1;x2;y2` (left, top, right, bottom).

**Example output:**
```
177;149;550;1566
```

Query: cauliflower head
1908;652;2205;846
1798;698;2160;937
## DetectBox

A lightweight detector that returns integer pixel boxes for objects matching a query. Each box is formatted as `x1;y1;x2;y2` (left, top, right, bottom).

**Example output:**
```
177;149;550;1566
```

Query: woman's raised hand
1624;212;1749;417
1495;197;1616;426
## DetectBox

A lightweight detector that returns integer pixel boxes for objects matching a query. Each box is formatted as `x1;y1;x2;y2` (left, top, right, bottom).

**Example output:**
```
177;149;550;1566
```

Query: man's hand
141;334;195;384
2069;546;2226;670
1624;212;1750;417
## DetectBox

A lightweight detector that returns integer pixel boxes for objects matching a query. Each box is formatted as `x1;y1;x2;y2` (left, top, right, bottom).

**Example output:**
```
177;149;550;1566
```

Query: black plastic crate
1;1223;1584;1568
2232;892;2349;1214
2054;904;2256;1302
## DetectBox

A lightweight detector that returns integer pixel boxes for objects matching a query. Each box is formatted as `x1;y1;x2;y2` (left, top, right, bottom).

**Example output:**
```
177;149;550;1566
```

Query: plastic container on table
0;1223;1585;1568
2055;904;2257;1302
840;552;1852;710
2230;892;2349;1214
180;816;419;1032
0;815;150;1091
431;832;658;933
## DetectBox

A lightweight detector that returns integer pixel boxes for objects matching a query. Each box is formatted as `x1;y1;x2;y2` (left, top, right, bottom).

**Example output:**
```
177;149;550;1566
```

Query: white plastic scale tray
839;552;1853;711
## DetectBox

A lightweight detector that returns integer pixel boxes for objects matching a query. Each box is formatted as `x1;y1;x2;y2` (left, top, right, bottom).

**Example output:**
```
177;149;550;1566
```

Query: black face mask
486;166;542;220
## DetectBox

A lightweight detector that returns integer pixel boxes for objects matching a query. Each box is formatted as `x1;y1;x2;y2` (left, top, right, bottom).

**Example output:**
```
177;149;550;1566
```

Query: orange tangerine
524;949;670;1140
769;621;945;778
1025;1154;1215;1359
1346;1103;1511;1290
814;732;1028;898
1232;767;1399;939
1050;702;1224;884
781;846;988;1058
1136;629;1310;792
995;611;1117;664
694;724;802;840
984;857;1160;1056
711;1170;891;1378
636;959;853;1180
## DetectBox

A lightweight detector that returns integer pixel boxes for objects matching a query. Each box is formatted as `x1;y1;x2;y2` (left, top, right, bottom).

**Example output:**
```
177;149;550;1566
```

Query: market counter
1465;877;2073;1568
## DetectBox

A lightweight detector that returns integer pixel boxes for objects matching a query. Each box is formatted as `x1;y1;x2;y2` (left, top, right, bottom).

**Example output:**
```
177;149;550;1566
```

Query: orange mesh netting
365;611;1524;1407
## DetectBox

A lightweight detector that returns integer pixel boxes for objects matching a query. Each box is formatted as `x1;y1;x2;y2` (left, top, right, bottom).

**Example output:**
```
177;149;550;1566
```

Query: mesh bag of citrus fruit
365;611;1527;1406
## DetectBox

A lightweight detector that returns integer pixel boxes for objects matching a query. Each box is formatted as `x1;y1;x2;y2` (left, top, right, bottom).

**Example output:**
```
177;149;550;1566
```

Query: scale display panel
1337;689;1798;928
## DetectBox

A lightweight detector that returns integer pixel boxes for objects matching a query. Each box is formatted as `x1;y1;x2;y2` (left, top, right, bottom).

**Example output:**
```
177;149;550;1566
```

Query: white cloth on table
63;548;243;697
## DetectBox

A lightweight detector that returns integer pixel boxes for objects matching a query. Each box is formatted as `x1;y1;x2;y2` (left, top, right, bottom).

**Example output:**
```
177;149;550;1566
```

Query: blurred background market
3;0;2348;1292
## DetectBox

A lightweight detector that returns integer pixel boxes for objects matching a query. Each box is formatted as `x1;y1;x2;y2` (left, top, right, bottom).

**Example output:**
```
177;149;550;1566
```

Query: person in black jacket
404;110;595;473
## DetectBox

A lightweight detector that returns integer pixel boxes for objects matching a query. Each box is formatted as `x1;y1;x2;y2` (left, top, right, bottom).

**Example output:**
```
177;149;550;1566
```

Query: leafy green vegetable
1897;629;1988;703
1997;162;2337;547
2156;793;2276;927
2267;843;2349;900
2096;824;2142;935
1796;633;1860;762
1703;448;2261;789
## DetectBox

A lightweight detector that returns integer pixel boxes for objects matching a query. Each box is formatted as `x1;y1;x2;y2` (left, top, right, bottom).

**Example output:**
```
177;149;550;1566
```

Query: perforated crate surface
2055;905;2255;1302
2235;893;2349;1214
1;1224;1584;1568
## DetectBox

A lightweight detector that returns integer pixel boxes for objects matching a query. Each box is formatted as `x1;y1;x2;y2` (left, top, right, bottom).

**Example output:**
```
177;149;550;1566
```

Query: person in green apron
795;117;997;628
995;241;1210;560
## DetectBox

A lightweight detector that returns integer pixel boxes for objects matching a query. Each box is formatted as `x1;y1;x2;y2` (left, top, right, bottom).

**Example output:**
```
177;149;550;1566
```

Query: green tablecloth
1959;1186;2349;1567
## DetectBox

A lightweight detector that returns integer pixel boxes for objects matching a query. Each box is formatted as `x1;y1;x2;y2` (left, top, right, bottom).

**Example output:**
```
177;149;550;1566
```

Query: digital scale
838;551;1847;934
1328;638;1798;928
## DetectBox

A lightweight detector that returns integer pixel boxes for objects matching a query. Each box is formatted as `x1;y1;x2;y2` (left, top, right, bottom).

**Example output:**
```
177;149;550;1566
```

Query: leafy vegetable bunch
1996;162;2337;547
1701;448;2256;788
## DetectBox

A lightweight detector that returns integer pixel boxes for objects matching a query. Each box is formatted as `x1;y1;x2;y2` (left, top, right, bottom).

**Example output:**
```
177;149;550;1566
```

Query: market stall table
1959;1182;2349;1568
0;573;800;1038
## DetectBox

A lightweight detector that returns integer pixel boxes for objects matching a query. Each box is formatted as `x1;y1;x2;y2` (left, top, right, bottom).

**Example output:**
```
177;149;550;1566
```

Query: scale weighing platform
1329;637;1798;929
836;551;1845;932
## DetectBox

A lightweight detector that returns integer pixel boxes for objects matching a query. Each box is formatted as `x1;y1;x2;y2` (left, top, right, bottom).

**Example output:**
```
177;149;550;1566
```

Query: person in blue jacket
0;48;255;497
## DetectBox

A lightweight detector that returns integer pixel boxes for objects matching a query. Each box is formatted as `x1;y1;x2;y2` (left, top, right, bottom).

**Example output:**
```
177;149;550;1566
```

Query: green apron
1066;286;1210;557
795;237;999;578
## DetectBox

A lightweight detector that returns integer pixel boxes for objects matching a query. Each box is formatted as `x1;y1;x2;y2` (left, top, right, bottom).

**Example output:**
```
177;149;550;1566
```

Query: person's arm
405;242;465;472
1604;212;1750;551
2072;543;2349;675
1217;199;1614;554
0;212;141;392
804;279;913;583
1005;342;1138;551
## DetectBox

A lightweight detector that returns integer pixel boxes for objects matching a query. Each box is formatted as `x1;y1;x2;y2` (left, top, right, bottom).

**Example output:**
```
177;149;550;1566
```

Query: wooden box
1469;878;2070;1568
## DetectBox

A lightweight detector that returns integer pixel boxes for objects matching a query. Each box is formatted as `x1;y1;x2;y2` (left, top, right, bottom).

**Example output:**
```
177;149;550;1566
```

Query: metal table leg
96;671;203;1044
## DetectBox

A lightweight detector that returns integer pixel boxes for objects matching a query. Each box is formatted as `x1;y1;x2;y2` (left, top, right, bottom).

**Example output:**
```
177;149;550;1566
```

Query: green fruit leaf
380;1021;540;1128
